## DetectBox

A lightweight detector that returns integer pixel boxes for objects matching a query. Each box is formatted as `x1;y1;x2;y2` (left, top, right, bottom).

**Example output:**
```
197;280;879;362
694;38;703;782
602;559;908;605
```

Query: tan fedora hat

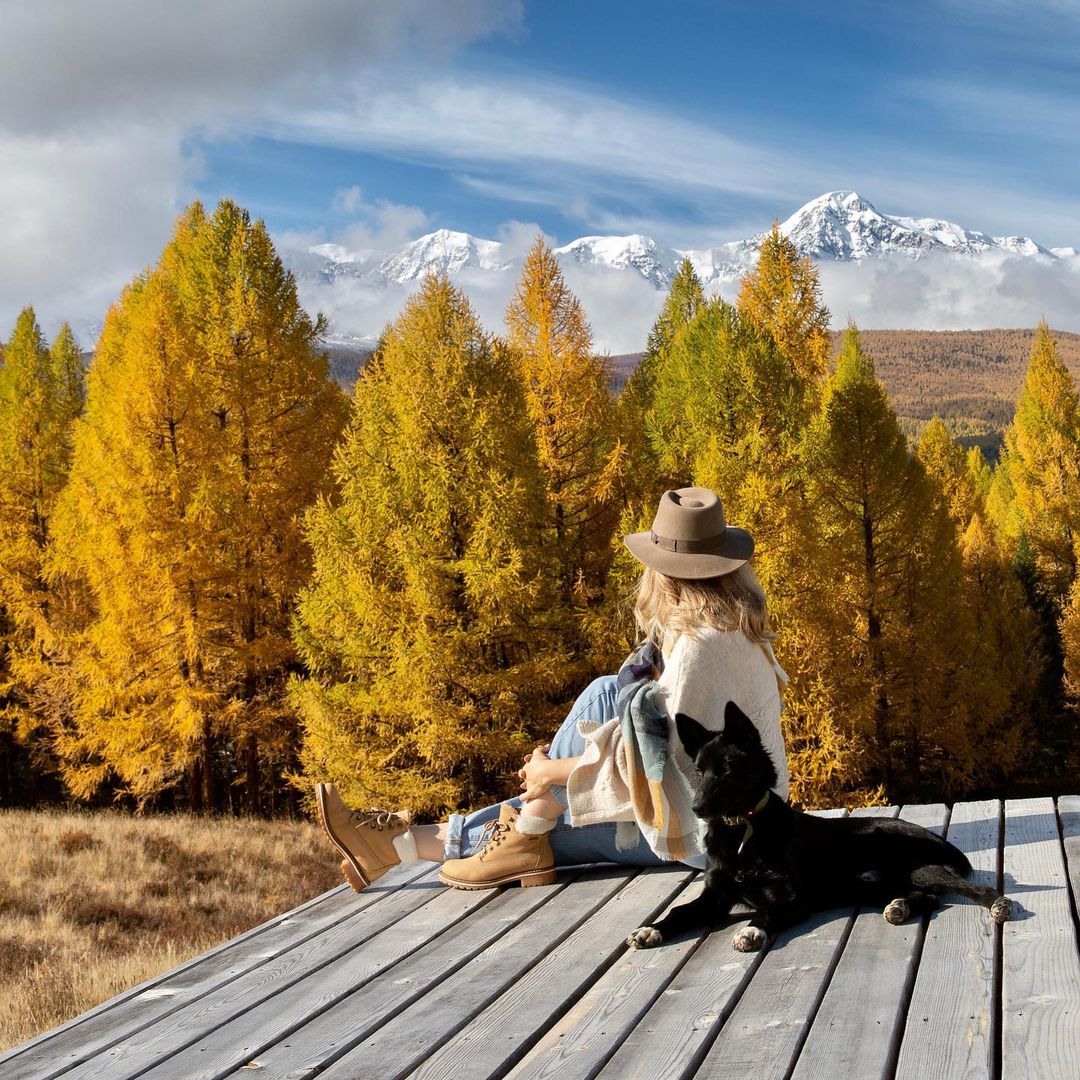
624;487;754;579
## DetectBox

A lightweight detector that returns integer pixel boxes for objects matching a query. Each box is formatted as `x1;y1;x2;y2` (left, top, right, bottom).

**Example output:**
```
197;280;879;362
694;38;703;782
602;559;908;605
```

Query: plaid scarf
611;638;706;861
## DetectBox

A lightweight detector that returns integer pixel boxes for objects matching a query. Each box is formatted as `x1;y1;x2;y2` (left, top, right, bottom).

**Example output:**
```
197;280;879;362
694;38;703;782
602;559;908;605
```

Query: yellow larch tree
290;273;577;816
0;310;86;801
916;418;980;531
985;320;1080;771
737;221;832;386
988;320;1080;594
504;236;626;675
1063;577;1080;727
47;199;348;811
917;418;1036;784
800;324;979;802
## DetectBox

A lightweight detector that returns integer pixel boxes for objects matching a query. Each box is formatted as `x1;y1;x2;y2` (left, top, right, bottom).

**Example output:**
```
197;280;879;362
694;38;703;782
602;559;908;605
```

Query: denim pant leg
443;675;618;860
444;676;696;869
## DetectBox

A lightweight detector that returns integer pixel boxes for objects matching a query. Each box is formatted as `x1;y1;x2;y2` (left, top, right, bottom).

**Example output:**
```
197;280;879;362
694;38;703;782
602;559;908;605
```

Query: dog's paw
990;896;1014;924
626;925;663;950
731;926;766;952
884;898;910;925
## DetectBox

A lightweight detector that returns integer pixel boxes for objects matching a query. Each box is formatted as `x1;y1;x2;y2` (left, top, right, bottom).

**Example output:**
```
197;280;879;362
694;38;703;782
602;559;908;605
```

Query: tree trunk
0;730;12;807
189;756;203;813
202;716;216;813
862;501;893;794
245;731;260;816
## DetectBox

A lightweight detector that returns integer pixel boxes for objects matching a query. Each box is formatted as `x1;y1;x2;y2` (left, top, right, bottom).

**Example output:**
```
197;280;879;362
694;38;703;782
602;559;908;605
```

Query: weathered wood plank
210;868;626;1080
591;807;851;1075
894;799;1001;1080
690;806;898;1080
59;864;468;1080
415;873;707;1080
144;867;599;1080
1001;797;1080;1080
2;861;432;1080
787;804;947;1080
588;912;764;1080
313;866;693;1080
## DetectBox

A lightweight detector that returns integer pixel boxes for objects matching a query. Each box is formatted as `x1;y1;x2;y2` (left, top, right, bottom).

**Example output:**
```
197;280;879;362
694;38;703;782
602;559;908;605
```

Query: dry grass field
0;808;342;1053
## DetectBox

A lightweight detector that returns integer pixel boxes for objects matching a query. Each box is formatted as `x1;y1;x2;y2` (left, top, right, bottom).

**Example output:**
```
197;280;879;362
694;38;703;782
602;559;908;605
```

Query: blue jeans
444;675;707;870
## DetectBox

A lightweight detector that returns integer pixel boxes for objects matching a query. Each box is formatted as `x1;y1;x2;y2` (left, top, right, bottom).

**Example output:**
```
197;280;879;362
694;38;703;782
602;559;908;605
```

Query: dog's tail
911;864;1013;923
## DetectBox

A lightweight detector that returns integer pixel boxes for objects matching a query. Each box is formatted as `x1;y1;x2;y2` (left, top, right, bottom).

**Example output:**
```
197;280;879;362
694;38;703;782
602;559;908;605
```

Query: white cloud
0;1;521;344
1;127;200;342
0;1;523;136
493;220;555;259
263;69;1080;251
291;239;666;356
262;74;801;203
816;249;1080;332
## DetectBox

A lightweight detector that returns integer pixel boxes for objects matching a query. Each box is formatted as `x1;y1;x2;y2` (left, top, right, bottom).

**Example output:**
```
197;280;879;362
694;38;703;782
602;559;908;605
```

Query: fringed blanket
607;638;706;860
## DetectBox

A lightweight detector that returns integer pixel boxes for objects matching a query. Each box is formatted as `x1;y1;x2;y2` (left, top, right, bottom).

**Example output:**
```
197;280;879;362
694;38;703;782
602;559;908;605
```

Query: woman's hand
518;744;552;802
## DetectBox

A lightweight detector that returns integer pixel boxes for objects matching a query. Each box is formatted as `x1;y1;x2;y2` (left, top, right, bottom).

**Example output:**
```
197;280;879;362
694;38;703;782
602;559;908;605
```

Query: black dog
627;702;1013;953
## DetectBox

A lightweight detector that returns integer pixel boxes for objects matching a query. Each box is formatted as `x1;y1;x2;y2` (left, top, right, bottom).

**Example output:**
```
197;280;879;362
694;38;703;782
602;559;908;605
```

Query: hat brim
624;527;754;580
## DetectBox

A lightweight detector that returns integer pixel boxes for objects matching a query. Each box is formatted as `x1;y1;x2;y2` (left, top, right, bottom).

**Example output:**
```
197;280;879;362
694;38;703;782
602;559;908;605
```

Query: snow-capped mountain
287;191;1064;343
779;191;1052;261
378;229;510;283
553;234;685;290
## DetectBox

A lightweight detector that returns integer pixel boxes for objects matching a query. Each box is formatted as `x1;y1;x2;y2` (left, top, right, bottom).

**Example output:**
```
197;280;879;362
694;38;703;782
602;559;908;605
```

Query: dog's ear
675;712;715;759
721;700;760;746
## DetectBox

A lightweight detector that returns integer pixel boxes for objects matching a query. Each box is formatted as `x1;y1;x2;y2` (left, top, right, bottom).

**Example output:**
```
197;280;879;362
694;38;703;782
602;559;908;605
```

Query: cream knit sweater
564;626;790;832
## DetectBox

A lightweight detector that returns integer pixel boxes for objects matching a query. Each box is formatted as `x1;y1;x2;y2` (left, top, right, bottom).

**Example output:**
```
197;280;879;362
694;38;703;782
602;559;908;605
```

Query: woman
315;486;789;891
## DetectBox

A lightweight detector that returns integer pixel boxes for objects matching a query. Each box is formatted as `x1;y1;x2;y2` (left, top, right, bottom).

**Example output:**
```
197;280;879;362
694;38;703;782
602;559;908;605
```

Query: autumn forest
1;199;1078;819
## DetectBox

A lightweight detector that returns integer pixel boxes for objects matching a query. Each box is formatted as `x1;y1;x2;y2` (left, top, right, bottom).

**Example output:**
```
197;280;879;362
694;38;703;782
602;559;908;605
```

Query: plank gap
993;798;1004;1080
881;803;953;1080
1054;797;1080;952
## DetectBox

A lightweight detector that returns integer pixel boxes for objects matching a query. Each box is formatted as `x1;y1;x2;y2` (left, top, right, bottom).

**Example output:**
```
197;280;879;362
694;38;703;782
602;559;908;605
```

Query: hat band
650;528;727;554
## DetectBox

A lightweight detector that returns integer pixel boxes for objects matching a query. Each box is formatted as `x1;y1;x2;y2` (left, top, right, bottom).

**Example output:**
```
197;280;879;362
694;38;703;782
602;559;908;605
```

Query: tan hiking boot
438;802;557;890
315;782;418;892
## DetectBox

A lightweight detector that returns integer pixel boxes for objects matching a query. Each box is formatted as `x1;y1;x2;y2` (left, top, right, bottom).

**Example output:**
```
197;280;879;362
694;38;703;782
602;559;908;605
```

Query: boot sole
438;868;558;890
316;783;374;893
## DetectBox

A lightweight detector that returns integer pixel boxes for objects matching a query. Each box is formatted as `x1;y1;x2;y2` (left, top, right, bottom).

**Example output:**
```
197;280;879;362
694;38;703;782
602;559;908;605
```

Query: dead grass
0;808;341;1054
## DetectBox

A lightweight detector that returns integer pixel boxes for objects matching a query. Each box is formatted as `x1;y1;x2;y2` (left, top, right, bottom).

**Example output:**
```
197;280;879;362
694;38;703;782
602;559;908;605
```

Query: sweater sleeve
564;709;638;826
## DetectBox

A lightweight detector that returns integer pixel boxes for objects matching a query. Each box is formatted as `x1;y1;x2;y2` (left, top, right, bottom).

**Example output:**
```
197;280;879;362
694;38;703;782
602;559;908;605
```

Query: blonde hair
630;563;775;649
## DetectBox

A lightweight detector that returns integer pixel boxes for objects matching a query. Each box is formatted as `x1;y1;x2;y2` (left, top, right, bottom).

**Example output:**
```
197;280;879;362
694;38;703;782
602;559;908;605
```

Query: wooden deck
2;796;1078;1080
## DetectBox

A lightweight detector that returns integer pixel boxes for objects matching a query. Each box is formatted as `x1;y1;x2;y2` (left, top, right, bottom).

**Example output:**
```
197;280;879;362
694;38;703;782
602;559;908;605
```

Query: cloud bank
288;241;1080;358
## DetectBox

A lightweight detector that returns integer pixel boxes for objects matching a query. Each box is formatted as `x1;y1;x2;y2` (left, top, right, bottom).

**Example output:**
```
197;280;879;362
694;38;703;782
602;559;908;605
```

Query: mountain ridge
294;189;1063;304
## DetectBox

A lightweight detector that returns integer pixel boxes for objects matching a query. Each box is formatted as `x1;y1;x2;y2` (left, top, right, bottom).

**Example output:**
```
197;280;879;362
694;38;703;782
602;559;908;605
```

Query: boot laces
350;808;402;831
479;817;511;852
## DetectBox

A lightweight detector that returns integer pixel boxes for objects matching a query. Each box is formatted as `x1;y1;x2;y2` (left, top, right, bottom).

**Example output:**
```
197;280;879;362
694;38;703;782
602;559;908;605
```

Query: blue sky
2;0;1079;341
190;0;1080;250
